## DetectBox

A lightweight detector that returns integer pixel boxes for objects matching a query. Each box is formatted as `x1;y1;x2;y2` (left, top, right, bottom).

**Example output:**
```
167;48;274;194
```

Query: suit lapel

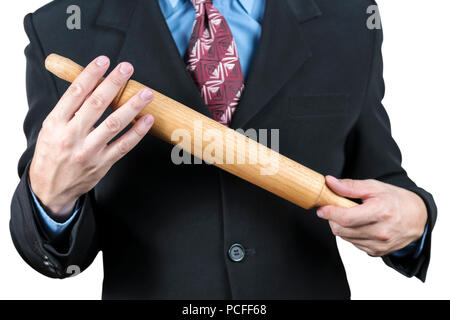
230;0;322;129
95;0;211;118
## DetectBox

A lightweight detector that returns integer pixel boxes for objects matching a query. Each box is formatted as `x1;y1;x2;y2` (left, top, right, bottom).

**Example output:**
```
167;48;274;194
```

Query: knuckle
339;215;352;228
73;149;88;165
83;66;99;78
117;139;131;156
330;223;340;236
133;125;147;138
88;94;106;110
59;134;74;149
375;230;391;242
375;200;391;218
110;75;124;88
379;210;392;221
68;82;84;97
105;115;122;133
128;98;143;112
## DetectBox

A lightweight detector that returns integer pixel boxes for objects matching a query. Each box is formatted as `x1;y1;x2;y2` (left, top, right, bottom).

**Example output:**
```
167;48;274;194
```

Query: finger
342;238;382;257
54;56;110;121
86;88;153;151
325;176;379;199
331;214;395;243
104;114;154;164
341;236;372;243
73;62;134;130
340;236;372;249
330;221;374;240
352;243;375;255
317;202;378;227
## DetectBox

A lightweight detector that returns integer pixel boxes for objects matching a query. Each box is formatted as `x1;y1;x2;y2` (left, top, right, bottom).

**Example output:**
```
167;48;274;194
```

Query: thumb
325;176;378;199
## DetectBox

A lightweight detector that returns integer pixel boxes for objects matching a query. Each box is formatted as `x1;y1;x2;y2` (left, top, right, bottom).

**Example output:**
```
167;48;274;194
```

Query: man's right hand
29;56;154;220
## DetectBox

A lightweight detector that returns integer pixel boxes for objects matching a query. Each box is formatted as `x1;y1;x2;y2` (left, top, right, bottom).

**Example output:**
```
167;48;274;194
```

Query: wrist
43;199;77;221
29;171;77;221
33;188;77;221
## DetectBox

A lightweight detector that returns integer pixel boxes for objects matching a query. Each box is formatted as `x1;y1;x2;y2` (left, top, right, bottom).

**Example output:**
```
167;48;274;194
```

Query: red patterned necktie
185;0;245;126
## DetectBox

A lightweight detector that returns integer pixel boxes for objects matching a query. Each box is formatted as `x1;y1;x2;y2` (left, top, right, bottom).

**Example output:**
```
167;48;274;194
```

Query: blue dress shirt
30;0;427;258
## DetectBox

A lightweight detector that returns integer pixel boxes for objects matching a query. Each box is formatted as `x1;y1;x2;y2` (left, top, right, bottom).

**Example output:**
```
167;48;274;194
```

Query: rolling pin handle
315;184;358;209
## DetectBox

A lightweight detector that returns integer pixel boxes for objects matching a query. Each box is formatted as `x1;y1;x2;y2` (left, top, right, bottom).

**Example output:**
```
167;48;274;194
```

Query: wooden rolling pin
45;54;357;210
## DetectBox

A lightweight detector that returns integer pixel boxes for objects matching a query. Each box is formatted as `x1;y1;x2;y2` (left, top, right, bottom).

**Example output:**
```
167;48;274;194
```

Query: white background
0;0;448;300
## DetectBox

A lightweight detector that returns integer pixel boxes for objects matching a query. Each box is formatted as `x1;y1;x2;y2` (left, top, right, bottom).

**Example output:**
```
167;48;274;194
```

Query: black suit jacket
10;0;437;299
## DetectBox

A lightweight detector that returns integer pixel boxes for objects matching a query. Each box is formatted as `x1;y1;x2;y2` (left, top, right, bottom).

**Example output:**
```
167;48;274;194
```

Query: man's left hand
317;176;428;257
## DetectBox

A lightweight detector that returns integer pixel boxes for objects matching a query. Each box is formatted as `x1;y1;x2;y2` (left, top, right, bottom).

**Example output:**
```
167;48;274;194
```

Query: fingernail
119;63;133;75
140;89;153;102
96;56;108;67
143;115;154;126
328;175;340;184
317;210;324;218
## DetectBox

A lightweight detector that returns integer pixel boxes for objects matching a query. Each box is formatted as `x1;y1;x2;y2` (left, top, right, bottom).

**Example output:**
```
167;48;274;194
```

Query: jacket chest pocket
288;94;349;118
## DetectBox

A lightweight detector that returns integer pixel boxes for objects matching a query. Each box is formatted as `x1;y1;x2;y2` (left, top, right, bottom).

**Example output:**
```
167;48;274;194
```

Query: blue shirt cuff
390;223;429;259
28;184;80;240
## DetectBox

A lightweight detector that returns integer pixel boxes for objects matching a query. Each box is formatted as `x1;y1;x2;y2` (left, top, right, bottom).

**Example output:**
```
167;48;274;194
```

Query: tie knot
191;0;213;7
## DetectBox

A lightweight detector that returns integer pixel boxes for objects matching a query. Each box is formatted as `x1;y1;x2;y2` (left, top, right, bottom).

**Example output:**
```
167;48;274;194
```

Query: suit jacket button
228;244;245;262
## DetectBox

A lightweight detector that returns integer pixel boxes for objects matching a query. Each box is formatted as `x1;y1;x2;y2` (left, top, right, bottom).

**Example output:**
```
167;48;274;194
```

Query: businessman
10;0;437;299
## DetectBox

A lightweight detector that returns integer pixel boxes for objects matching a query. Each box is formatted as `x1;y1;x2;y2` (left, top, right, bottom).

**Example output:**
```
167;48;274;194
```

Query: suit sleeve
342;24;437;282
9;13;100;279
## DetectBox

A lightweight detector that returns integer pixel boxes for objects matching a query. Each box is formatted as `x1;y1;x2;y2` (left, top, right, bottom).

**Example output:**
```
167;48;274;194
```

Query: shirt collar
167;0;179;9
166;0;256;15
239;0;256;15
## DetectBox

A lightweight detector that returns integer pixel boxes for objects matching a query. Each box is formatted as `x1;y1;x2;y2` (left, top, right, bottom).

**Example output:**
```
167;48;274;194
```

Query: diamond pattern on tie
185;0;245;126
